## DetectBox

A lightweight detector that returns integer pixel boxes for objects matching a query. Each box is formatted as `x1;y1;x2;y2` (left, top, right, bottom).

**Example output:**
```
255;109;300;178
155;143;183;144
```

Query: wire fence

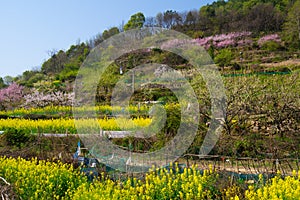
181;154;299;176
34;133;299;176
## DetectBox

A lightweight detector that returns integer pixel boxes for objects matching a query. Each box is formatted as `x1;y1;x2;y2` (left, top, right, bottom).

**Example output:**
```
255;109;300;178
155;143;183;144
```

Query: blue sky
0;0;215;78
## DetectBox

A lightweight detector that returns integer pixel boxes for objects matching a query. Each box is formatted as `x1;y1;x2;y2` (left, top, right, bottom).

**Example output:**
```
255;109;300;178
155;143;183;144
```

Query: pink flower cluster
160;32;253;50
257;34;281;46
195;31;252;49
0;83;24;110
237;39;253;47
23;89;74;108
160;39;197;49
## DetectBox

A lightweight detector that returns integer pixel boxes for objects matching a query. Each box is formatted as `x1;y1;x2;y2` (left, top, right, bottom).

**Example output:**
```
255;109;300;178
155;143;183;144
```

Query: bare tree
144;16;157;27
163;10;182;29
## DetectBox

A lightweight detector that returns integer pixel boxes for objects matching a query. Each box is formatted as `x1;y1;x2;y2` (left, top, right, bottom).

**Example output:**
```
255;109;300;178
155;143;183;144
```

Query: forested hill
0;0;299;89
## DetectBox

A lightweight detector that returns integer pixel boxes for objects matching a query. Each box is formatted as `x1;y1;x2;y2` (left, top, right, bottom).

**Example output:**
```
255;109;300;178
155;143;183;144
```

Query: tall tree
124;12;145;31
184;11;198;26
3;76;14;85
41;50;67;75
163;10;182;29
282;0;300;49
144;16;157;27
156;12;164;27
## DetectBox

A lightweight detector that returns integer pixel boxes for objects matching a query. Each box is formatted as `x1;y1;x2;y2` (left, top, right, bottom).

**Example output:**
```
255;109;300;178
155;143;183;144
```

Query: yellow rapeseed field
0;117;152;134
0;157;299;199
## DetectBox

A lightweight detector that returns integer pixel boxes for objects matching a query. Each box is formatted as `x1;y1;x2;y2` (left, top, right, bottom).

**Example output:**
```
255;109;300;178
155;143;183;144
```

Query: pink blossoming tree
0;83;24;110
22;89;74;108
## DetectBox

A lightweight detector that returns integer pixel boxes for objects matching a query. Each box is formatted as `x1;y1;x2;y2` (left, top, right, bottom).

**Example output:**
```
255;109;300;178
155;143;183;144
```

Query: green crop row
0;105;151;119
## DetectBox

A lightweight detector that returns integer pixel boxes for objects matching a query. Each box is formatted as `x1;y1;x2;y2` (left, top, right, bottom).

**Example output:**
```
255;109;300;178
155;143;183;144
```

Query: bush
214;49;234;67
261;40;282;51
4;128;32;148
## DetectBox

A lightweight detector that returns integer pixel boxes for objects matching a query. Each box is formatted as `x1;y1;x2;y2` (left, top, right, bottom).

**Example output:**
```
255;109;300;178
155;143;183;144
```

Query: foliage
124;12;145;31
260;40;282;51
156;10;182;29
282;0;300;49
41;50;67;75
0;77;7;89
245;3;284;33
3;128;32;148
3;76;14;85
41;43;89;80
18;70;45;87
102;27;120;40
214;49;234;67
58;65;79;82
162;10;182;29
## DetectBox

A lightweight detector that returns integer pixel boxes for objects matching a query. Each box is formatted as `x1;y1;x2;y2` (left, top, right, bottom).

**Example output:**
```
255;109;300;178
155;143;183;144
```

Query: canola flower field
0;117;152;133
0;105;180;134
1;105;300;199
0;157;299;200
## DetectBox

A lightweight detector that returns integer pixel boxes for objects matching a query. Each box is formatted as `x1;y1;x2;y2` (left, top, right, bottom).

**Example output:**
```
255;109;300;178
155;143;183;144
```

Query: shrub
261;40;282;51
4;128;32;148
214;49;234;67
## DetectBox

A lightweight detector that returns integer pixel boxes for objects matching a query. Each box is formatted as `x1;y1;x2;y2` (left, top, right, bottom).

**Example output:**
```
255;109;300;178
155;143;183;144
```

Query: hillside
0;0;298;88
0;0;299;158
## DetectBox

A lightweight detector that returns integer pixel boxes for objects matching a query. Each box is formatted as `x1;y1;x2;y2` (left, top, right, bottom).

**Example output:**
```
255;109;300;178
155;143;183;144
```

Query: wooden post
186;156;189;168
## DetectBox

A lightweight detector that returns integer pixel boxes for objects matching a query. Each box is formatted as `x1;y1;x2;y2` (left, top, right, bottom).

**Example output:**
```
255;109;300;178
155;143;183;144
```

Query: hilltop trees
41;43;90;81
3;76;14;86
156;10;182;29
245;3;284;32
162;10;182;29
41;50;67;75
102;27;120;40
124;12;145;31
